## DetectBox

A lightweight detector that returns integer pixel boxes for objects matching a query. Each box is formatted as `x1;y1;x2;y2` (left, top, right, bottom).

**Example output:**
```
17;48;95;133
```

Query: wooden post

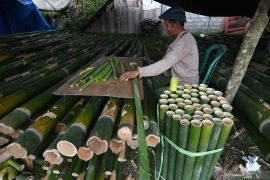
225;0;270;103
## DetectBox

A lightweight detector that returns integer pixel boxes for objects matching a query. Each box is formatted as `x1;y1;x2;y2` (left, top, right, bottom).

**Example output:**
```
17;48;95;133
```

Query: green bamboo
72;159;83;177
0;68;72;118
63;156;78;180
205;118;233;180
52;158;66;175
174;119;190;180
87;98;120;155
6;96;78;159
105;149;116;175
0;80;64;134
168;114;181;180
7;167;17;180
159;105;169;134
235;109;270;163
0;166;13;179
182;120;202;180
0;159;24;171
118;99;135;141
161;111;175;179
199;118;223;180
191;120;214;180
212;70;270;143
84;154;98;180
110;57;117;79
57;97;105;157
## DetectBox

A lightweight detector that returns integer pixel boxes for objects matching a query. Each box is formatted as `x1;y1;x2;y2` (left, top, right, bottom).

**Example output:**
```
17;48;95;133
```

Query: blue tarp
0;0;54;35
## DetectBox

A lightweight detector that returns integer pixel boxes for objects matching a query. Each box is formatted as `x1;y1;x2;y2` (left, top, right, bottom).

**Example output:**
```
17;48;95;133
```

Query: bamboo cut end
0;137;9;146
180;119;190;126
87;137;108;155
202;120;214;126
57;141;77;157
118;127;133;141
43;149;63;165
143;120;149;130
222;118;234;126
6;143;27;159
0;123;15;135
213;118;223;124
77;146;93;161
127;139;138;149
191;120;202;127
146;135;160;147
109;139;125;154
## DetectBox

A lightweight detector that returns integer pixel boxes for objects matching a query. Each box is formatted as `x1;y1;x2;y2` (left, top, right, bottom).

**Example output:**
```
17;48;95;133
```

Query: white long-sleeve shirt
138;31;199;85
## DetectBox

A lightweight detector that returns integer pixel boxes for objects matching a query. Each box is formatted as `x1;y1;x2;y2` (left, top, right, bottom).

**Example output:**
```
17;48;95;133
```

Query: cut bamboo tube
182;120;202;180
0;81;62;135
55;98;84;133
191;120;214;180
109;130;125;154
84;155;98;180
127;129;139;150
43;133;65;165
77;146;94;161
168;114;181;180
159;104;169;134
174;119;190;180
57;97;105;157
87;98;120;155
0;166;13;179
7;96;78;159
205;118;233;180
145;121;160;147
118;99;135;141
105;150;116;175
72;159;83;177
198;117;226;180
161;111;175;179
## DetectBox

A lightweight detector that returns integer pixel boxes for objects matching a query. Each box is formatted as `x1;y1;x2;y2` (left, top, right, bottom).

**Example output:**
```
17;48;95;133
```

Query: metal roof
154;0;260;17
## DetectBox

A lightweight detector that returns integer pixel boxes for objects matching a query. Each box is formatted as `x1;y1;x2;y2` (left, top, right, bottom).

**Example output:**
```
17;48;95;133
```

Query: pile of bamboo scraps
157;83;234;180
69;57;125;91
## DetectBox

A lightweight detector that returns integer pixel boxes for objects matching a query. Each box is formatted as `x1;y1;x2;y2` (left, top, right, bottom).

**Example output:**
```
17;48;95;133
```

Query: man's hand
120;70;140;81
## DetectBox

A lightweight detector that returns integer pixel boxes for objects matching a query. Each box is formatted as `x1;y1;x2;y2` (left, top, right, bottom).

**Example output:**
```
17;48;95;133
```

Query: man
120;6;199;85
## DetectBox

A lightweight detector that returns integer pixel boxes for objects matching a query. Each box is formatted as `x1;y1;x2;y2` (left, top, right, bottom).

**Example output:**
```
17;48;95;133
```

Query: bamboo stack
157;83;234;180
196;34;270;165
0;31;156;179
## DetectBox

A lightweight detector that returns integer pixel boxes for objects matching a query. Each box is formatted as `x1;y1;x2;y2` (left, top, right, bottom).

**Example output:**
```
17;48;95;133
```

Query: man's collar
176;30;187;39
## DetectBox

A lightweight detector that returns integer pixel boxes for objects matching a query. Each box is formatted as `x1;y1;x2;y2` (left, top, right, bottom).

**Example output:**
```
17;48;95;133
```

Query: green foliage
63;0;107;30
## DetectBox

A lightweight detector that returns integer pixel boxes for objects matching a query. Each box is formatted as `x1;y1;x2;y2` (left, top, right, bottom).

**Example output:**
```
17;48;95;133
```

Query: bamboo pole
191;120;214;180
199;118;224;180
109;131;125;154
205;118;234;180
6;96;79;159
84;154;98;180
174;119;190;180
117;99;135;141
0;80;63;134
182;120;202;180
57;97;105;157
161;111;175;179
87;98;121;155
167;114;181;180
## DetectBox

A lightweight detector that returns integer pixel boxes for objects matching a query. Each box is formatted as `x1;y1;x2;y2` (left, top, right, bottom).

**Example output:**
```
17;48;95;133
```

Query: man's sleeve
138;40;188;78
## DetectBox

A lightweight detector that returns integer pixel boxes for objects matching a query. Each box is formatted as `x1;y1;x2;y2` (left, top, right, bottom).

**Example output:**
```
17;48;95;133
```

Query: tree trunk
225;0;270;103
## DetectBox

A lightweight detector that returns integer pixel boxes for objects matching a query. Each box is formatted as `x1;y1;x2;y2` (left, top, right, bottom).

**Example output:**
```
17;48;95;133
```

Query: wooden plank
54;56;144;99
108;10;115;33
